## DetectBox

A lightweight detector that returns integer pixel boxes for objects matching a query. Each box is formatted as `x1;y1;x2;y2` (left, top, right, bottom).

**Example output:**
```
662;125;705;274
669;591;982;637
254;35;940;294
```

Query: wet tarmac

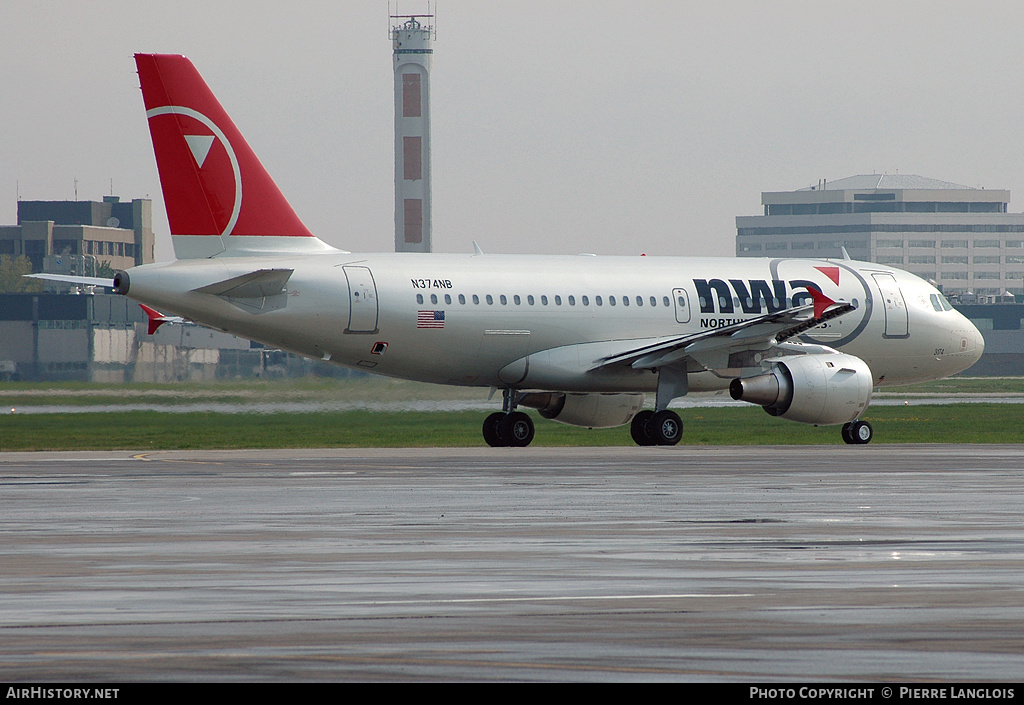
1;445;1022;681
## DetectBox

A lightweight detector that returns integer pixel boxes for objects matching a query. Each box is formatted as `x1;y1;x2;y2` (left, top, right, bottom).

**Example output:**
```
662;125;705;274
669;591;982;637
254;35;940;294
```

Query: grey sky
3;1;1023;262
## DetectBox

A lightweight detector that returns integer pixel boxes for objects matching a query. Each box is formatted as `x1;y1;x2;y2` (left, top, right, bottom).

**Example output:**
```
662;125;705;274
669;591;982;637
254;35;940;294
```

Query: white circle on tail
145;105;242;238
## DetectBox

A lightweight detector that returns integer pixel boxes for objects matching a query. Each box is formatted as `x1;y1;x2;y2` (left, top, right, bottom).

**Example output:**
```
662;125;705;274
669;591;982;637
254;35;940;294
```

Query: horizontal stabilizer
191;268;293;298
24;273;115;288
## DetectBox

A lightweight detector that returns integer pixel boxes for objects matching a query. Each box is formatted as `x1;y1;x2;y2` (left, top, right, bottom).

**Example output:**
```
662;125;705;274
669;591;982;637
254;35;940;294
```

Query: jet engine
517;392;645;428
729;353;872;426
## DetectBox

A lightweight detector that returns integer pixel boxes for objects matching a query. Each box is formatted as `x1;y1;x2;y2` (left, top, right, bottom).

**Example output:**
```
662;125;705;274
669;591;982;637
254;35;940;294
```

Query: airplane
43;54;987;447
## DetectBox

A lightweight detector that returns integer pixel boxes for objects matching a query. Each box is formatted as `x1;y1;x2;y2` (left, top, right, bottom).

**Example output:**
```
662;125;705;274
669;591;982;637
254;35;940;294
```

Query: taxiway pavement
1;445;1022;681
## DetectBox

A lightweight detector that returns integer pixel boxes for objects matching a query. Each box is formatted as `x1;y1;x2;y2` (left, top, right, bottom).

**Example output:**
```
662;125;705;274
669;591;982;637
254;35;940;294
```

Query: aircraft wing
591;289;854;372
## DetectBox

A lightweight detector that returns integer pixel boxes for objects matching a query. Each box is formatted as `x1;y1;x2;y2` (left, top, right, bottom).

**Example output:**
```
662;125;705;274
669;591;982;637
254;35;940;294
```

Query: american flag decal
417;310;445;329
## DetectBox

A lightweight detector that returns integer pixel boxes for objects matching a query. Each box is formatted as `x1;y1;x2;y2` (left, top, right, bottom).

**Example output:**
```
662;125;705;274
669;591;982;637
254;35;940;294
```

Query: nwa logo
693;278;825;315
694;265;842;316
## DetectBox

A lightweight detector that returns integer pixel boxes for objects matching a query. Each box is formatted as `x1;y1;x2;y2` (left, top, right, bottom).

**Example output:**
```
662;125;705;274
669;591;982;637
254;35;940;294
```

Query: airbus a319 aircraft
57;54;987;447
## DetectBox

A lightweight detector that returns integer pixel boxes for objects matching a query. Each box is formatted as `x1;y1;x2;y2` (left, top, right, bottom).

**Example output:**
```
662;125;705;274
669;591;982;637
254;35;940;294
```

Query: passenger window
527;295;535;305
513;295;521;305
431;294;438;304
582;296;590;306
458;294;466;304
444;294;452;304
609;296;616;306
595;296;602;306
541;295;548;305
416;294;424;304
486;295;493;305
473;294;480;304
500;295;507;305
568;296;575;306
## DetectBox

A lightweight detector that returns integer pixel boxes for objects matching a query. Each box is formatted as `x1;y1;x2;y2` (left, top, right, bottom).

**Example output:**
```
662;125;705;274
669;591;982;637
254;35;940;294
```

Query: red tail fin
135;54;316;257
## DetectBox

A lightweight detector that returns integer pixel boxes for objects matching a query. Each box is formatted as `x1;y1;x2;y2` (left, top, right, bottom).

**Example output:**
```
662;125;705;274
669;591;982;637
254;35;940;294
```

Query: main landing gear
630;409;683;446
483;388;536;447
841;420;873;445
482;410;535;447
481;388;683;448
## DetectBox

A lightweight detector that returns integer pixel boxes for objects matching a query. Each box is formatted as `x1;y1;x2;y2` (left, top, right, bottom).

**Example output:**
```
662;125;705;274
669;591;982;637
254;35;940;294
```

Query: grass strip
0;404;1020;451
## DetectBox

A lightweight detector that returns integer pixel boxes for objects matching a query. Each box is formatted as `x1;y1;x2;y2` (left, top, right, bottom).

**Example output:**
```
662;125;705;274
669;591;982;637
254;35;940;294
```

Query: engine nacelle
729;353;872;426
517;392;645;428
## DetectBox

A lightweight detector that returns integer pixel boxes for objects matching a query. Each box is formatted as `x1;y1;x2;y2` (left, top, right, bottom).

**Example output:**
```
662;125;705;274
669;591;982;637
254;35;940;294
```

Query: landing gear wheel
842;420;873;445
630;410;657;446
483;412;507;447
500;411;535;447
650;409;683;446
851;420;872;445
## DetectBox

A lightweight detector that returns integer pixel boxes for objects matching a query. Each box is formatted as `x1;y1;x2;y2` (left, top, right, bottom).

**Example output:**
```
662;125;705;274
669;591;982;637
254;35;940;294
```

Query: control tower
392;13;434;253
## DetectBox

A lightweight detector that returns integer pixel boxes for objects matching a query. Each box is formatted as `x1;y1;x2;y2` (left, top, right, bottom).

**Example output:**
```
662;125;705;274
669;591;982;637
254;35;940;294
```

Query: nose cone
952;314;985;374
968;320;985;366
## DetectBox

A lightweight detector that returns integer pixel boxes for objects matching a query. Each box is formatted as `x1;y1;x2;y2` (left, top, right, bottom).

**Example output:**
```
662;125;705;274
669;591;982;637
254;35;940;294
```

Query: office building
736;174;1024;298
1;196;155;278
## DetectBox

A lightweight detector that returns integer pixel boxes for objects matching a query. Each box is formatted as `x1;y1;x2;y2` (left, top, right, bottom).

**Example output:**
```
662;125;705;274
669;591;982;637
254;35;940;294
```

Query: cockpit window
930;293;954;312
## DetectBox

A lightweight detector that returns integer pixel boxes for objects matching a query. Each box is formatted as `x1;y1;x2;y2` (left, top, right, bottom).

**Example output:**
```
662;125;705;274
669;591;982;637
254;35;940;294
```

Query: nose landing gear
841;420;873;444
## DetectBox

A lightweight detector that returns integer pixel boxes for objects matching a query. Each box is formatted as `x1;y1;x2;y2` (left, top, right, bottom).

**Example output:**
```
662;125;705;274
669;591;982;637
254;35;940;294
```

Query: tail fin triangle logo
184;134;216;168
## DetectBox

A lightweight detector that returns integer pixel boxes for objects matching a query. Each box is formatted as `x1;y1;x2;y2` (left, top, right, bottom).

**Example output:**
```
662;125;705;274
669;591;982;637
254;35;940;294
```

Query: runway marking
361;593;754;606
131;453;225;465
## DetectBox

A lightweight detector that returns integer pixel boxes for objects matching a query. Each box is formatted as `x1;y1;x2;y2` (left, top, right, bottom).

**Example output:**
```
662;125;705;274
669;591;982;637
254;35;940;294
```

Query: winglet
139;303;172;335
805;287;837;319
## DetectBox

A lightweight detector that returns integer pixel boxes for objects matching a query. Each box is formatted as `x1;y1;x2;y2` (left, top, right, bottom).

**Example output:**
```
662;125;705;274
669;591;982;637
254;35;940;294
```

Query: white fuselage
121;253;984;394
